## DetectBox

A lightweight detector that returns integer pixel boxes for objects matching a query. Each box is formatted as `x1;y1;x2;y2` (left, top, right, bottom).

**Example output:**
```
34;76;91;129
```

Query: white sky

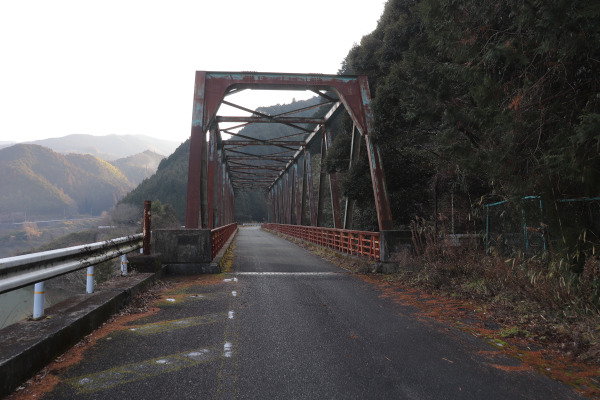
0;0;386;144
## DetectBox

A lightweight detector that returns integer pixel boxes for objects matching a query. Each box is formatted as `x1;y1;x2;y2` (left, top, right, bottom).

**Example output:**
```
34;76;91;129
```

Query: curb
0;268;165;398
210;227;239;272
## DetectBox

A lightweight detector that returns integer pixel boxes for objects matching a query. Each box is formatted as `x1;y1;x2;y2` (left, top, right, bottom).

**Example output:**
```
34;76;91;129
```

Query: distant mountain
0;141;15;150
111;150;165;185
27;134;179;161
0;144;132;219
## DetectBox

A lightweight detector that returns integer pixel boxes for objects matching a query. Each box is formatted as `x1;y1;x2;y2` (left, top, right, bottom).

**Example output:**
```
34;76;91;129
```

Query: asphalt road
38;226;580;399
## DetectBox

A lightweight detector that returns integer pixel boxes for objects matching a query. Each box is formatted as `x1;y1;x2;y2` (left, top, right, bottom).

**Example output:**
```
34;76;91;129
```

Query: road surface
35;226;579;399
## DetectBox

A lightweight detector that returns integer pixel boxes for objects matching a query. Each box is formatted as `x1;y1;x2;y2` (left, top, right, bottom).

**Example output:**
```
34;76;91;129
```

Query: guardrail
211;223;237;260
263;223;380;260
0;233;143;319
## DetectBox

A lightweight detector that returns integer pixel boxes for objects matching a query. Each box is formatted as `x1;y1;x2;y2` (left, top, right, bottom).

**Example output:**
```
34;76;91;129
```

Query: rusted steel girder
343;125;362;229
316;131;327;227
294;160;302;225
207;129;217;229
300;151;308;226
185;71;393;231
324;127;342;229
217;116;324;125
305;148;317;226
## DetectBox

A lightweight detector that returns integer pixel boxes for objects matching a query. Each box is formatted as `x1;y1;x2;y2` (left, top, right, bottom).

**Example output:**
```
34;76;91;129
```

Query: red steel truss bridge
184;71;396;259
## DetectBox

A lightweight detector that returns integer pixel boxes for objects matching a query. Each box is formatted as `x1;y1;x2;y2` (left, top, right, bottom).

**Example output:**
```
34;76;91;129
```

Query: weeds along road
22;226;580;399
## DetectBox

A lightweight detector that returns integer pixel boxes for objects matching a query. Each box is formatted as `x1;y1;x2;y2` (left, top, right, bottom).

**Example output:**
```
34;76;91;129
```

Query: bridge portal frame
185;71;393;231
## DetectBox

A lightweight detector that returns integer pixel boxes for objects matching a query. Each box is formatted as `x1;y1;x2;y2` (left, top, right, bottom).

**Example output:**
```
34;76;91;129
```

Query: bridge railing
263;223;380;260
0;233;143;318
211;223;237;260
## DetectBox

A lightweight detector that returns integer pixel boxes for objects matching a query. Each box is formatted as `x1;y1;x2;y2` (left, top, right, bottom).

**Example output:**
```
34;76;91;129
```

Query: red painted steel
184;71;393;232
207;129;217;229
324;127;342;228
263;223;380;260
185;126;205;228
211;223;237;260
294;161;301;225
305;149;317;226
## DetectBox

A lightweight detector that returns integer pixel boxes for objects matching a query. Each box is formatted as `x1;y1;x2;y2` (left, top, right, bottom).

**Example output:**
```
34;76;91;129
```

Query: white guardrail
0;233;143;319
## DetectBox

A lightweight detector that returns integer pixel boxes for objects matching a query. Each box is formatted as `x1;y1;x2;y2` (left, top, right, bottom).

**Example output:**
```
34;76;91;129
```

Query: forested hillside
119;97;326;223
111;150;165;185
332;0;600;248
119;139;191;222
0;144;132;219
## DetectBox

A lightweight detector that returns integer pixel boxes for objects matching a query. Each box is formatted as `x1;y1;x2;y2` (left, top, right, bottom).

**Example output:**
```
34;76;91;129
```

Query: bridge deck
21;227;578;399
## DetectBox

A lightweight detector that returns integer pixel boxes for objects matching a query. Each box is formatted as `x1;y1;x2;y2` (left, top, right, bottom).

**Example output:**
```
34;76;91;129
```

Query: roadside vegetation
323;0;600;371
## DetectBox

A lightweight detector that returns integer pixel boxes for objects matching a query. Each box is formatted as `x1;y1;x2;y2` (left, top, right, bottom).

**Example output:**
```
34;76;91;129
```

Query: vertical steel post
121;254;128;276
274;180;279;223
283;173;289;224
221;157;226;226
267;189;272;223
305;148;317;226
224;172;228;225
216;147;223;228
186;128;205;229
230;179;234;223
272;184;277;223
201;135;208;229
207;129;217;229
278;179;283;223
143;200;151;255
225;172;231;224
317;131;327;227
324;127;342;228
86;266;95;294
33;282;45;319
358;76;393;231
287;168;294;224
343;125;361;229
294;161;301;225
185;73;207;229
300;151;308;226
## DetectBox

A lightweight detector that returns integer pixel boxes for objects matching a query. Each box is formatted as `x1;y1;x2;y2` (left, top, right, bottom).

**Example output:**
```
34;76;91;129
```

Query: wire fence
485;196;600;255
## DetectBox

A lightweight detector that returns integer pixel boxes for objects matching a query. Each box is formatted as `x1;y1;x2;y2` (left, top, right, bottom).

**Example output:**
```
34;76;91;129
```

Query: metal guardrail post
120;255;128;276
33;282;45;319
86;266;95;294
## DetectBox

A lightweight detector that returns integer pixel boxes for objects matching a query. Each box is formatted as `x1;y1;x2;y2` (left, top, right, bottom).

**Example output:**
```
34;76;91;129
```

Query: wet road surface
37;226;580;399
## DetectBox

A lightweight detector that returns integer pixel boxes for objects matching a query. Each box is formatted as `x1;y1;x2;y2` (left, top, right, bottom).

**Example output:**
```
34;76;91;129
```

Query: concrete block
380;230;413;262
153;229;211;264
128;254;163;273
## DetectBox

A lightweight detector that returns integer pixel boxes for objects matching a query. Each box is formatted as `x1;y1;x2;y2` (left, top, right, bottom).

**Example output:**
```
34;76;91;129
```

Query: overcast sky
0;0;385;144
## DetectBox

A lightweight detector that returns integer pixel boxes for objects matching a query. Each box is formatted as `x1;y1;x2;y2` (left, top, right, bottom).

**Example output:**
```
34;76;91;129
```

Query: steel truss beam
185;71;392;231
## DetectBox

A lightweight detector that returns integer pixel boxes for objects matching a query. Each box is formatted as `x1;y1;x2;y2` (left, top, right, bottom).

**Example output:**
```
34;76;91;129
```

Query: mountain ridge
25;134;179;161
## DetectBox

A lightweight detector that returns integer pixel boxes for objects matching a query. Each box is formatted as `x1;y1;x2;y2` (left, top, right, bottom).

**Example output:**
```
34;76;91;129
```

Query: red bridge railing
263;224;380;260
211;223;237;260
